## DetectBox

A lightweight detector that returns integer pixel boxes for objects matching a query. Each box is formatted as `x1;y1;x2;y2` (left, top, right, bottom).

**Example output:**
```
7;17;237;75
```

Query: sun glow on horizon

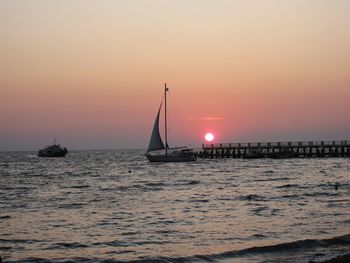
1;1;350;150
205;133;214;142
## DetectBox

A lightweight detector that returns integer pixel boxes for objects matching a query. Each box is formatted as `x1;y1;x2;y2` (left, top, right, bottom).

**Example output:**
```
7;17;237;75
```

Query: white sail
147;103;165;152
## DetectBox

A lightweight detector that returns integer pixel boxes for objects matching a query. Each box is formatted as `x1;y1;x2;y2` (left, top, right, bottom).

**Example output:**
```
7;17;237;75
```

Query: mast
164;83;168;155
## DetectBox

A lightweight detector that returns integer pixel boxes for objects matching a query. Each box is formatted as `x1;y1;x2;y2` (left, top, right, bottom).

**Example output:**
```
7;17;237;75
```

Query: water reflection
0;151;349;262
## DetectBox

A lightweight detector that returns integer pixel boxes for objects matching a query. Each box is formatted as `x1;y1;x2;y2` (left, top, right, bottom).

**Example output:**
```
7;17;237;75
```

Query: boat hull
37;148;68;157
37;152;67;157
146;153;196;162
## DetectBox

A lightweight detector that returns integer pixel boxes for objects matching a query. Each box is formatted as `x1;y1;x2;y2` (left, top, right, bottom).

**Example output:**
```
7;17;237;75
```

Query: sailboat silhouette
146;83;196;162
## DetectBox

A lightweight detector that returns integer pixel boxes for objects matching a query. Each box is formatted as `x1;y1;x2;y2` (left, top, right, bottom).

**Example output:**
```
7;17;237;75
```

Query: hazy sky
1;0;350;150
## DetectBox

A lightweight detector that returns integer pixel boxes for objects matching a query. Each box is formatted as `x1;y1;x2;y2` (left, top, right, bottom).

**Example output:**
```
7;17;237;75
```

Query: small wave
189;199;209;203
282;194;299;199
106;250;135;255
175;180;201;186
145;182;165;187
91;240;167;248
188;180;200;185
0;246;12;251
319;254;350;263
9;235;350;263
120;231;140;236
0;186;33;191
0;215;11;219
91;240;130;247
239;194;267;201
116;186;131;191
116;184;164;191
57;203;86;209
67;185;90;189
96;221;118;227
251;233;267;239
7;257;55;263
251;205;269;214
14;257;107;263
276;183;300;189
0;238;45;244
47;242;89;249
327;199;349;203
304;192;339;198
255;177;290;182
217;234;350;257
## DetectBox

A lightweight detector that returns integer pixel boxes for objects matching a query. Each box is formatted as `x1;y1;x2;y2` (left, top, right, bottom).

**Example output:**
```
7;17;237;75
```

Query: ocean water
0;150;350;263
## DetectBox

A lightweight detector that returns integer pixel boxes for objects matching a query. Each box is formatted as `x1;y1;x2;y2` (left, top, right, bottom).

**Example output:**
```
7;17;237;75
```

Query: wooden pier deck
197;140;350;159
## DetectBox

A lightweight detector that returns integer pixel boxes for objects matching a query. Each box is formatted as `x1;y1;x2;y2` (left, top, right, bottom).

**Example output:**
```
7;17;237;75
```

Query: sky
1;0;350;150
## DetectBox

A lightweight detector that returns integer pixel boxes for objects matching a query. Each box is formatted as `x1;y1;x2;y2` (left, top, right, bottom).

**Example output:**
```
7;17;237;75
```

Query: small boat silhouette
38;139;68;157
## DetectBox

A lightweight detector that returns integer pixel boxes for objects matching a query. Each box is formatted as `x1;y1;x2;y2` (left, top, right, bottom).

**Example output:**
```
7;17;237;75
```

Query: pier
197;140;350;159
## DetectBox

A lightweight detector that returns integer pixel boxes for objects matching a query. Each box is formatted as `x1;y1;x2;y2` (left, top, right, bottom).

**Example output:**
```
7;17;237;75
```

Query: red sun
205;133;214;142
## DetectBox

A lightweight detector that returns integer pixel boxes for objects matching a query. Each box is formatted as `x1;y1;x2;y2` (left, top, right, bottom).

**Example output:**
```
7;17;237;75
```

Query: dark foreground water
0;150;350;263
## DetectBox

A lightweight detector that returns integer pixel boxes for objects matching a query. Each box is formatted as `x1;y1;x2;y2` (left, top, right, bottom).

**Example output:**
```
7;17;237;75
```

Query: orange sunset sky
1;0;350;150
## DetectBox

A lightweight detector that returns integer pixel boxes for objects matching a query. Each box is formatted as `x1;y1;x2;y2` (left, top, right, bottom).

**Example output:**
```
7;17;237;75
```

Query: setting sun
205;133;214;142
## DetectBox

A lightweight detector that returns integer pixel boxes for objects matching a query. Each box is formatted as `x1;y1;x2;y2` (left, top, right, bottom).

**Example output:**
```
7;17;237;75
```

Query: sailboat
146;83;197;162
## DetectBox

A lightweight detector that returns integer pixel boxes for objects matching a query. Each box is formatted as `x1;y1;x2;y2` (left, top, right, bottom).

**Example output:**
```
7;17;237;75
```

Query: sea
1;150;350;263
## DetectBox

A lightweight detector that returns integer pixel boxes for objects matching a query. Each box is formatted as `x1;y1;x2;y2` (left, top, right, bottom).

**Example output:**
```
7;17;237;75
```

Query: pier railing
203;140;350;149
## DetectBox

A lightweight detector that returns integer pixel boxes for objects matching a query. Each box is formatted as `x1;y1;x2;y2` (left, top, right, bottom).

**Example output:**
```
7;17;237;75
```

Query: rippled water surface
1;150;350;263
